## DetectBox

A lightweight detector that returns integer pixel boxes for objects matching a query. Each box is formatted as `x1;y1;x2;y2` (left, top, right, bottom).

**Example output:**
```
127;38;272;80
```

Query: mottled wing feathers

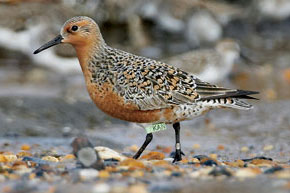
91;47;257;111
194;80;259;100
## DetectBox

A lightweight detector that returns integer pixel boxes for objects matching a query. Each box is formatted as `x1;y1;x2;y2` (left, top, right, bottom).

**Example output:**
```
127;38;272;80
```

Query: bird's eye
71;25;78;31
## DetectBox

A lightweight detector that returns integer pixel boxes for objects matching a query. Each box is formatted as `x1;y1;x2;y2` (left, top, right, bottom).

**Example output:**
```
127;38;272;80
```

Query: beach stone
209;166;232;177
235;168;262;178
202;159;218;166
141;152;165;160
79;169;99;181
0;154;17;162
119;158;145;169
128;184;148;193
241;146;249;152
95;146;126;161
264;166;283;174
93;183;110;193
193;155;209;160
42;156;59;162
263;145;274;151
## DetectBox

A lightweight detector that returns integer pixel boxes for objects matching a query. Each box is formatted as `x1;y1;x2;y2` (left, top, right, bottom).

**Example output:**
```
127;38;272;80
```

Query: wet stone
95;146;126;161
193;155;209;161
202;160;218;166
103;159;120;167
22;156;50;165
171;171;182;177
79;169;99;181
33;165;53;177
242;156;273;162
71;137;104;170
264;166;284;174
141;152;165;160
209;166;232;177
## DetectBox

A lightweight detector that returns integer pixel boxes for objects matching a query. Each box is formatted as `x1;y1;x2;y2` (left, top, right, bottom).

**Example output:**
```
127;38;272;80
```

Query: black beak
33;34;63;54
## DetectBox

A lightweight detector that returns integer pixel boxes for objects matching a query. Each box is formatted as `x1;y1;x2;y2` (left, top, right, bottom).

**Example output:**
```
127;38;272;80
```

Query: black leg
133;133;153;159
173;122;183;163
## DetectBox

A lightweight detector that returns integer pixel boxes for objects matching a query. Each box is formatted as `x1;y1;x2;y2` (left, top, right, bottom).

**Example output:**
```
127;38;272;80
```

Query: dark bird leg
173;122;184;162
133;133;153;159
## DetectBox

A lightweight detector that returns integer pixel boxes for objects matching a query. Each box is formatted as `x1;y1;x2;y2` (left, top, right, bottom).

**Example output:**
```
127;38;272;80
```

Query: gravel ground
0;95;289;193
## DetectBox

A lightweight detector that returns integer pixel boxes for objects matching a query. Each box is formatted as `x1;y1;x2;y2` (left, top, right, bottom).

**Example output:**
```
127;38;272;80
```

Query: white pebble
79;169;99;181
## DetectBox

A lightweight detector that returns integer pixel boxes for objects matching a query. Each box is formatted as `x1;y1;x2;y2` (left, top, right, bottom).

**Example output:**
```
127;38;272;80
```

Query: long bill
33;34;63;54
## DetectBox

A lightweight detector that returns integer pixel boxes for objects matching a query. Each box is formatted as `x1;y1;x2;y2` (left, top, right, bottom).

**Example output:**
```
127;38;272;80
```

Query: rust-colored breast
86;82;164;123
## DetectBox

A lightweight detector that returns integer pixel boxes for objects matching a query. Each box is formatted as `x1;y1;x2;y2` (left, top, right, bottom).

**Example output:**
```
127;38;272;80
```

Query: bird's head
34;16;104;55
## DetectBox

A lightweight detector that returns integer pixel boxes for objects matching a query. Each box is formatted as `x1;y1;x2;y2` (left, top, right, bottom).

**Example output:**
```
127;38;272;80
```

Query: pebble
0;154;17;162
79;169;99;181
59;154;76;162
119;158;145;169
17;151;32;157
224;160;245;167
190;167;213;178
22;156;49;165
242;156;273;162
250;159;274;167
171;171;182;177
93;183;110;193
163;157;174;162
129;145;139;152
209;154;217;160
217;145;225;150
273;169;290;179
141;152;165;160
21;144;31;151
241;146;249;152
0;175;5;182
193;155;209;160
152;160;176;170
156;146;172;153
235;168;261;178
264;166;284;174
128;184;148;193
209;166;232;177
130;170;145;178
42;156;59;162
94;146;126;161
192;144;201;149
98;170;110;178
263;145;274;151
188;158;200;164
202;159;218;166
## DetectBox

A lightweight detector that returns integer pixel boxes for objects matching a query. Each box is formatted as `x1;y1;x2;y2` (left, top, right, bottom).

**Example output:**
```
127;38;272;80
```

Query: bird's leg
173;122;184;162
133;133;153;159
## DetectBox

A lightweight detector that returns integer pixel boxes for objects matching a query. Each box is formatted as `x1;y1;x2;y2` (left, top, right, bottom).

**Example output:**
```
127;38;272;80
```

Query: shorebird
34;16;258;162
164;39;240;83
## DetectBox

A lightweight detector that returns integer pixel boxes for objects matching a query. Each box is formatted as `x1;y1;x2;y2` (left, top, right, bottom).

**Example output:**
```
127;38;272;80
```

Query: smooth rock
79;169;99;181
94;146;126;161
93;183;110;193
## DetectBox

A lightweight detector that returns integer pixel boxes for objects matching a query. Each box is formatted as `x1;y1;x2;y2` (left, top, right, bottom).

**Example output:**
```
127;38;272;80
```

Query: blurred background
0;0;289;160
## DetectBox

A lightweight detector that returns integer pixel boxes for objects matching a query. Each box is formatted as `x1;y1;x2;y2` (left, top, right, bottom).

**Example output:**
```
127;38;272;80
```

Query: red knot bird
164;39;240;83
33;16;258;162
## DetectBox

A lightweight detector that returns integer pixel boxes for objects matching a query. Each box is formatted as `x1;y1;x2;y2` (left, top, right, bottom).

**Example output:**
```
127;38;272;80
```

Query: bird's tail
201;90;259;110
222;98;253;110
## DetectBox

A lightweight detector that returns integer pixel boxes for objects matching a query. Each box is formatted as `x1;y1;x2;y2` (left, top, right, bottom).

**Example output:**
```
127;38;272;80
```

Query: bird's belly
86;83;163;123
86;82;213;124
164;103;213;123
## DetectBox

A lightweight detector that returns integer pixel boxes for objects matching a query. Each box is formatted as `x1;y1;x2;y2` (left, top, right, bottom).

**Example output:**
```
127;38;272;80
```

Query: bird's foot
132;154;139;160
172;150;185;163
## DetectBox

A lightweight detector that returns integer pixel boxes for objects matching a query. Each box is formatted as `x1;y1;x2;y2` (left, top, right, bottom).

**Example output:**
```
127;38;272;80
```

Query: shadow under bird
34;16;258;162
